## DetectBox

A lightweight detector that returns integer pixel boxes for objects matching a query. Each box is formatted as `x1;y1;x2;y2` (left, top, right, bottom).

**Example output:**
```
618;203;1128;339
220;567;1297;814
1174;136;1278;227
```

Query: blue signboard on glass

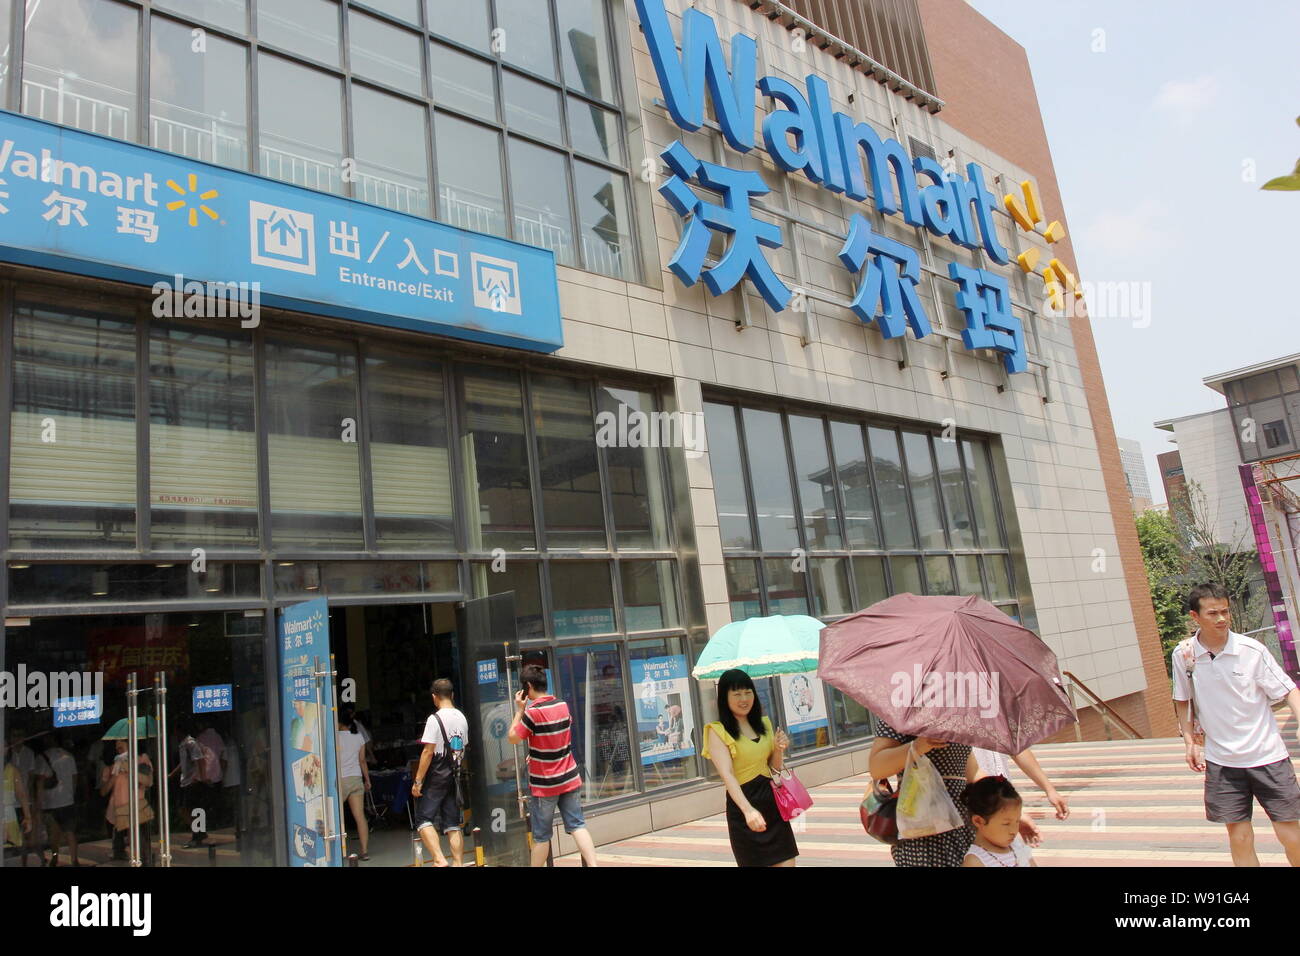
631;655;696;766
53;695;102;728
0;111;562;353
277;597;340;867
476;659;499;684
193;684;233;714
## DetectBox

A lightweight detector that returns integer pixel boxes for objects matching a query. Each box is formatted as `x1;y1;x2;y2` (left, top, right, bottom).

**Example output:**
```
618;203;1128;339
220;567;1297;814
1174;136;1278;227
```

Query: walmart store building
0;0;1175;866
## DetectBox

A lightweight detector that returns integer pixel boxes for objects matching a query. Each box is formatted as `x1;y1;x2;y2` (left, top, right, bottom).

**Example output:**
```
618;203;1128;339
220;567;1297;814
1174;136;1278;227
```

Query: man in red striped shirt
508;664;599;867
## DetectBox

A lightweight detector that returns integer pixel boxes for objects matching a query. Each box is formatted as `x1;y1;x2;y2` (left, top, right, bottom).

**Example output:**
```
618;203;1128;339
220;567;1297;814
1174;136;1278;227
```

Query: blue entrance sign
277;597;340;868
193;683;233;714
0;112;562;353
476;659;499;684
53;695;102;728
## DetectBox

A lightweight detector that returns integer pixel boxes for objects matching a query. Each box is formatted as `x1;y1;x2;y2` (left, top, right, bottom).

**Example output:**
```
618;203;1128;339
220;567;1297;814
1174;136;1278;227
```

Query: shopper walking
34;733;80;867
337;704;371;861
702;668;797;867
961;775;1036;867
411;679;469;866
869;719;977;866
971;746;1069;849
1174;583;1300;866
508;664;598;867
101;739;153;865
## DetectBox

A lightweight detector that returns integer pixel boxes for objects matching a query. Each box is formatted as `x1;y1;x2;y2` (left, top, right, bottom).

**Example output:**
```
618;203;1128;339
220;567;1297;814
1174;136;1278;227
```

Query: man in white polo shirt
1173;583;1300;866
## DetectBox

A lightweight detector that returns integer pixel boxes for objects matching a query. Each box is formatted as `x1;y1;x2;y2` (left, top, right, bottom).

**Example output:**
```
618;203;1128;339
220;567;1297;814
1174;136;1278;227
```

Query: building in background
1;0;1175;867
1118;437;1154;514
1156;353;1300;673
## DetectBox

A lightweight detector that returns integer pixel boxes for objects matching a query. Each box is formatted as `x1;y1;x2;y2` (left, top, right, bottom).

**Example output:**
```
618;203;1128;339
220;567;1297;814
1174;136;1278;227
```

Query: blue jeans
528;789;586;844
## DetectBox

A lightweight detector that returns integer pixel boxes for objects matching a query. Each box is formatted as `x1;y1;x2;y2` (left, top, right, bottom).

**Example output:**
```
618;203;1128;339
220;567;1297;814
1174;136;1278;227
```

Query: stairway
558;735;1300;866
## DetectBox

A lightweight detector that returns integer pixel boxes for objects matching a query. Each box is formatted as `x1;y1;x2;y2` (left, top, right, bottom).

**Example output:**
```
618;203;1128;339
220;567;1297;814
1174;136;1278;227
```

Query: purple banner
1239;464;1298;677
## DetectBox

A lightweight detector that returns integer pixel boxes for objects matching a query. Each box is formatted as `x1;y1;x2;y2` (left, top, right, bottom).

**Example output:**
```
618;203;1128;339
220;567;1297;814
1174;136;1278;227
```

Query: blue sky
968;0;1300;502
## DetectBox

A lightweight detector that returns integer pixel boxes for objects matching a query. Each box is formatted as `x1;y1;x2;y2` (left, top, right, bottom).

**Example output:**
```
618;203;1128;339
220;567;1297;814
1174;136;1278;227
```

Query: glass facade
14;0;638;280
709;397;1021;747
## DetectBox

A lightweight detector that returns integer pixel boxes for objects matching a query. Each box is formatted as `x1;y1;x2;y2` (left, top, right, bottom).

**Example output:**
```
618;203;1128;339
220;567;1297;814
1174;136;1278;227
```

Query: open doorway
329;601;460;867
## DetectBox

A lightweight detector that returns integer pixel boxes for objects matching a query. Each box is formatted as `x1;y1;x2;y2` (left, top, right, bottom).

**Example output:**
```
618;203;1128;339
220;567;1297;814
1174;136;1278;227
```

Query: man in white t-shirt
1173;583;1300;866
35;734;79;866
411;678;469;866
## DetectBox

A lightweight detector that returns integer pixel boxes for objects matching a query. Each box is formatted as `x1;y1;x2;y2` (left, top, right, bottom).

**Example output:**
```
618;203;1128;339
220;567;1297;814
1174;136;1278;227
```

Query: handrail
1061;671;1143;740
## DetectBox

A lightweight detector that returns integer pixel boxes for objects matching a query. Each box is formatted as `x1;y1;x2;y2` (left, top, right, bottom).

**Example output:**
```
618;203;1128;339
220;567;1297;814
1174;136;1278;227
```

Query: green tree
1135;508;1189;672
1261;116;1300;191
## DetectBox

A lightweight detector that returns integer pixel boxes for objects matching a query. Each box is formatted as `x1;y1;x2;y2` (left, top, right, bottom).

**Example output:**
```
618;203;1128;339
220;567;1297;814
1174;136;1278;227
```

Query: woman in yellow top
703;669;797;867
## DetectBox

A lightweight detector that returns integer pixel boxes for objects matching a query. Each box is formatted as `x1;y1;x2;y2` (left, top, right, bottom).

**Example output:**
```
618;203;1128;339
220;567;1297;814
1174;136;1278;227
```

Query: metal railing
22;76;132;140
1061;670;1143;741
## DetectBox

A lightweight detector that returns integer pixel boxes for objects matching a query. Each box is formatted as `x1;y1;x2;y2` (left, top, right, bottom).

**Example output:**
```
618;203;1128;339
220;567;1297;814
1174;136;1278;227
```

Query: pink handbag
770;768;814;821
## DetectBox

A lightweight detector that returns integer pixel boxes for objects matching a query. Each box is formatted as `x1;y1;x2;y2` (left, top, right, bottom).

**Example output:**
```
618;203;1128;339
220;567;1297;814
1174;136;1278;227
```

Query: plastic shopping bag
895;744;966;840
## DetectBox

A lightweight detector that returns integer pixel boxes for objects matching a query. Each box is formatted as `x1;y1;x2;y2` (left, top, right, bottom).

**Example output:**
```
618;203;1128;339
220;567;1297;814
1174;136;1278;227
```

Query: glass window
788;415;840;549
503;71;563;144
364;351;453;550
509;139;576;266
458;365;535;552
890;555;922;595
621;561;679;631
429;42;496;120
0;0;10;105
1281;366;1300;393
923;555;956;595
273;560;457;596
986;554;1014;603
436;114;507;237
629;637;700;788
1243;371;1280;403
427;0;489;51
556;0;614;101
23;0;138;141
153;0;246;32
869;427;915;549
551;563;615;636
704;403;753;550
934;438;976;549
531;374;606;550
258;0;339;65
956;554;985;597
597;388;670;550
471;561;543;641
832;686;873;742
725;559;761;621
149;323;258;549
902;432;945;550
10;300;137;549
779;672;830;753
150;16;249;169
810;558;851;617
360;0;417;22
963;439;1005;548
573;161;634;280
265;337;363;548
763;558;808;615
853;556;887;609
351;85;430;215
258;54;344;193
554;643;635;801
568;98;622;164
349;10;423;95
496;0;556;78
831;421;879;549
743;409;799;552
9;564;261;603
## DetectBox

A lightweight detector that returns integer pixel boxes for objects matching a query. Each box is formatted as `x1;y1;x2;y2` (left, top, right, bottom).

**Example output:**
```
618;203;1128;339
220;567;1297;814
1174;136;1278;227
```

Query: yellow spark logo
1003;179;1080;312
164;173;219;227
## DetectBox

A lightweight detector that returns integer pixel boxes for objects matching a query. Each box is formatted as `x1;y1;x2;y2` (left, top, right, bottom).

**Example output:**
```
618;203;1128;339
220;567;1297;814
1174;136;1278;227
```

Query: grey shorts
342;776;364;801
1205;758;1300;823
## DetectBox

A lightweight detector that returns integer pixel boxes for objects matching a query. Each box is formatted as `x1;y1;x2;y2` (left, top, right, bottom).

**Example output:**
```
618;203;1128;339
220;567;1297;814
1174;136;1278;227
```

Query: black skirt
725;774;799;867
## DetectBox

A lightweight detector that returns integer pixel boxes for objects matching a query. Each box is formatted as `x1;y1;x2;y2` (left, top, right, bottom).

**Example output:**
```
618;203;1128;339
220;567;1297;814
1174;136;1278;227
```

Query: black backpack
427;712;468;805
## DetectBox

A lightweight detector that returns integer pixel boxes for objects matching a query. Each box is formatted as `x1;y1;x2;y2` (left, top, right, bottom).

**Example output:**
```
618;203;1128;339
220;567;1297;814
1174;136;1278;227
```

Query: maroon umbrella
818;593;1075;753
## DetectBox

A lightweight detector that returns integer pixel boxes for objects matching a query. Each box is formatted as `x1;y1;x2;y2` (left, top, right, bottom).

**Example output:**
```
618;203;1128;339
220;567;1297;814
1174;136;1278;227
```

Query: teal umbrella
102;716;158;740
692;615;825;680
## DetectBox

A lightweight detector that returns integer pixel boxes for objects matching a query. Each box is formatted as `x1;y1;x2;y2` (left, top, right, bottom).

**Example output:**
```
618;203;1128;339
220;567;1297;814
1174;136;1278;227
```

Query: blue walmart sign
634;0;1027;373
0;111;562;353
